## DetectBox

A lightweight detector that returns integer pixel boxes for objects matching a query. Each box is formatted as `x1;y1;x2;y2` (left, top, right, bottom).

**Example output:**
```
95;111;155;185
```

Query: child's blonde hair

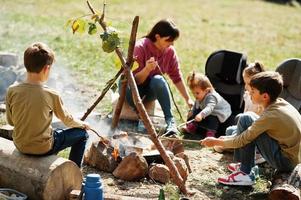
243;61;265;78
187;71;213;91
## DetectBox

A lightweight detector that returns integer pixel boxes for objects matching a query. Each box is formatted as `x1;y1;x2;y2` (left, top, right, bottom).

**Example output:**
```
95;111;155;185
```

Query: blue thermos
84;174;103;200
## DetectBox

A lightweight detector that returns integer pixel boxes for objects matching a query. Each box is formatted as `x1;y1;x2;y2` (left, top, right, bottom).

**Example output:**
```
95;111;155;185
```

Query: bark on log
120;58;187;194
111;8;138;129
111;75;127;129
0;137;82;200
269;164;301;200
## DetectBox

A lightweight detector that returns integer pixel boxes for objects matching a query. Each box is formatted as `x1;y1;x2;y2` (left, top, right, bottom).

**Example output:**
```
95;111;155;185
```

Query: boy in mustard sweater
201;71;301;186
6;42;90;167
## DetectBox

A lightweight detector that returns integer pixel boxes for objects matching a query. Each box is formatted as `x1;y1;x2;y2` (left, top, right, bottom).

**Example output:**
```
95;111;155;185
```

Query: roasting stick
176;119;195;129
159;136;201;144
126;131;201;144
89;128;109;144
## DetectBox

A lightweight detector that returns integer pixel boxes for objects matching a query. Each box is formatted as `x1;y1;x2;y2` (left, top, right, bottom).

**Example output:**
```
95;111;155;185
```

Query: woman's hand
186;98;194;109
145;57;157;73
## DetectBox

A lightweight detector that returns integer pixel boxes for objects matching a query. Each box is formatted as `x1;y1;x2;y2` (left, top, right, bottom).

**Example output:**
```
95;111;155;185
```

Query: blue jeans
121;75;173;121
233;112;294;174
45;128;89;167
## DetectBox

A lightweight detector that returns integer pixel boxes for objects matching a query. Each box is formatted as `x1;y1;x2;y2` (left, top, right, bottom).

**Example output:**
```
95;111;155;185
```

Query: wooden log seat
0;137;82;200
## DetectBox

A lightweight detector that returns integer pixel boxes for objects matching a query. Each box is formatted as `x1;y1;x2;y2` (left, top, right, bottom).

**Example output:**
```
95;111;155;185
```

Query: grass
1;0;301;199
1;0;301;116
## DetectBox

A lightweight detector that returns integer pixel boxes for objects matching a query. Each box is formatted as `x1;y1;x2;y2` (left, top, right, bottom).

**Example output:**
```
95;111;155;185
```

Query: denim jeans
45;128;89;167
121;74;173;121
234;112;294;174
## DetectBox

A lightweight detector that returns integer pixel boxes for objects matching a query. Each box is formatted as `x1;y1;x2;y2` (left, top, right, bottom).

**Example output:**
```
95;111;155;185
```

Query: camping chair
205;50;247;135
275;58;301;113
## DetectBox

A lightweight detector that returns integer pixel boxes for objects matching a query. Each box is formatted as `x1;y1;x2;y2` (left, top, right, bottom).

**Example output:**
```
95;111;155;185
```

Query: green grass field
1;1;300;198
1;0;300;115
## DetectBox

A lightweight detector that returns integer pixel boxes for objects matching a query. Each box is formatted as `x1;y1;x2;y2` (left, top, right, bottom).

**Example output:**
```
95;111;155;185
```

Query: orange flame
112;145;119;161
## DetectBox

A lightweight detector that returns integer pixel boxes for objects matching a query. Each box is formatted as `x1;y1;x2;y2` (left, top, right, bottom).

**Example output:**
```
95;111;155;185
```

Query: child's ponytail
244;61;265;77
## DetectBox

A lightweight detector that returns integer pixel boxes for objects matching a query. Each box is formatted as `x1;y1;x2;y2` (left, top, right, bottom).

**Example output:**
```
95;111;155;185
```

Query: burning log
112;145;119;161
84;141;119;172
0;137;82;200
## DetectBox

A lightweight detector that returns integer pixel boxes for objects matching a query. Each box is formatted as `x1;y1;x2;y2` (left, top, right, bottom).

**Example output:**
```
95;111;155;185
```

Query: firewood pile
84;130;191;184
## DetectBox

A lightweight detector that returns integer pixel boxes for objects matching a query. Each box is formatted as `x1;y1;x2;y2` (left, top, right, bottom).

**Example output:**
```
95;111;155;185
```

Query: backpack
276;58;301;113
205;50;247;135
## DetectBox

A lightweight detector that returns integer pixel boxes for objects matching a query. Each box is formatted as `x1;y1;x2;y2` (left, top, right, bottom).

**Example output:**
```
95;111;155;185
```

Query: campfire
84;128;191;184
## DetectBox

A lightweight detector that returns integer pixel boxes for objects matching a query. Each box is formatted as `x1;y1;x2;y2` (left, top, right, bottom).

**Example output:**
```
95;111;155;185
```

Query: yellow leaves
72;19;86;34
132;61;139;71
114;55;139;71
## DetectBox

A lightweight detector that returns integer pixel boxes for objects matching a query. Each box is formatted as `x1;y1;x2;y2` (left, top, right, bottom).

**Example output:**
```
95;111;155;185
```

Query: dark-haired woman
123;19;193;134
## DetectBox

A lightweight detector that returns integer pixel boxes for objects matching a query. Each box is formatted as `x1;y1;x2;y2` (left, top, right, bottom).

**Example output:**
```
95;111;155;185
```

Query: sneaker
255;152;266;164
218;171;255;186
165;118;178;136
251;165;260;179
228;163;241;172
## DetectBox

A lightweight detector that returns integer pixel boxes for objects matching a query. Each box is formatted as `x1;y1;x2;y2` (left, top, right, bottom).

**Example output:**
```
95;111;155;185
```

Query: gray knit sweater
195;90;232;123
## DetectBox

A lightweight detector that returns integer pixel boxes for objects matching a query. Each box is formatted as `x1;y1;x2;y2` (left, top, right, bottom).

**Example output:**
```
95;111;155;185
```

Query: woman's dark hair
145;19;180;42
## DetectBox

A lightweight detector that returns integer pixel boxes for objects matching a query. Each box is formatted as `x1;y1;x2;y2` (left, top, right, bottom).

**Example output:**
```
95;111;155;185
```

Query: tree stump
269;164;301;200
0;137;82;200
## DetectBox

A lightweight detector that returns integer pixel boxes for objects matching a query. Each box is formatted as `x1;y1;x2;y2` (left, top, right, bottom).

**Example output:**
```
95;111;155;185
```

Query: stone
113;152;148;181
0;53;18;67
0;66;17;101
175;152;192;173
161;138;185;155
173;157;189;182
148;164;170;184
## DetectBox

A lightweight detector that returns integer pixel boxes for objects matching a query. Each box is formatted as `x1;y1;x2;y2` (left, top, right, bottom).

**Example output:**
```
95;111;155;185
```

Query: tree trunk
0;137;82;200
269;164;301;200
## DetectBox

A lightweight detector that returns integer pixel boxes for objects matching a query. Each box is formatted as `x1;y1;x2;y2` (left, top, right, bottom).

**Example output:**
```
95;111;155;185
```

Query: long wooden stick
80;68;123;121
127;131;200;144
111;11;138;129
117;54;187;194
111;75;127;128
160;136;200;144
86;1;187;194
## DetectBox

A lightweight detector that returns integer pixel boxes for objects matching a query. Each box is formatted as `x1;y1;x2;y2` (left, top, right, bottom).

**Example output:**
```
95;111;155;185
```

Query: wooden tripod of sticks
80;0;188;194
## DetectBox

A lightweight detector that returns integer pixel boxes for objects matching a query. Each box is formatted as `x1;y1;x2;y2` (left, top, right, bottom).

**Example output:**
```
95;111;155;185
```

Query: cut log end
44;159;82;200
269;184;300;200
